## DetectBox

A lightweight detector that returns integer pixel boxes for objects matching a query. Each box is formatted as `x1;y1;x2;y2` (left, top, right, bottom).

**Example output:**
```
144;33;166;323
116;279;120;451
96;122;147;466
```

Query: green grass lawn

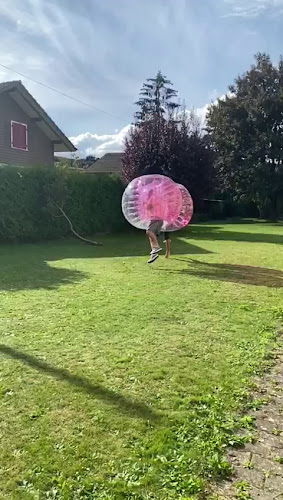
0;222;283;499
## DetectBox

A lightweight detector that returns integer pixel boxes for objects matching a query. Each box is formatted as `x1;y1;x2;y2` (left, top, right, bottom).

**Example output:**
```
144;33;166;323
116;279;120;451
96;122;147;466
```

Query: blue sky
0;0;282;157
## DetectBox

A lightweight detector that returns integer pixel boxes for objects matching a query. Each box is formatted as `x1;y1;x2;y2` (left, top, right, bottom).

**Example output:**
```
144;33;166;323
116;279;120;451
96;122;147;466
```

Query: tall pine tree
134;70;180;122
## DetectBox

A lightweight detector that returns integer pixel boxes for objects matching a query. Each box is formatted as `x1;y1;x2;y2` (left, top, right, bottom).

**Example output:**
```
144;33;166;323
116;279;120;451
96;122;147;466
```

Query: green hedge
0;166;127;242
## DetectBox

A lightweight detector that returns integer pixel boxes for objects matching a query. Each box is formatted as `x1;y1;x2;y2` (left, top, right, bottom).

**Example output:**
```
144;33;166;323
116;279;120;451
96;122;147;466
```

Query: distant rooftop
87;153;123;174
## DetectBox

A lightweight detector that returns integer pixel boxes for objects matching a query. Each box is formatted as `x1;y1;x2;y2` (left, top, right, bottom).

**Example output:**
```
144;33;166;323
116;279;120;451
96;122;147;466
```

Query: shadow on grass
0;344;159;421
39;235;211;261
188;225;283;245
0;260;86;292
0;235;211;291
162;258;283;288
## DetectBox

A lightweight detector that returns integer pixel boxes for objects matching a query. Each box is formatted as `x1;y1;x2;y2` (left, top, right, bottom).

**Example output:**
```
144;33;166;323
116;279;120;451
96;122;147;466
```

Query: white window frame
11;120;28;151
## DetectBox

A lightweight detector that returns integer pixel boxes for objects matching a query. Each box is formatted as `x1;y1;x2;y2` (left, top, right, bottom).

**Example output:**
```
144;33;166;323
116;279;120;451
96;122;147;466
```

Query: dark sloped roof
87;153;123;173
0;81;19;92
0;80;76;153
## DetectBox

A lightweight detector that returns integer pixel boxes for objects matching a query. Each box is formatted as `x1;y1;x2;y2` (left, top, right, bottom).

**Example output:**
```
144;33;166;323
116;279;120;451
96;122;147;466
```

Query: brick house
0;80;76;167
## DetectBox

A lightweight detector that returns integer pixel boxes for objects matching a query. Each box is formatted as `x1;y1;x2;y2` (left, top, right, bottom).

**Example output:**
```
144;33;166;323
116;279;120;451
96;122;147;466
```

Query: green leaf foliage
122;114;215;208
207;53;283;219
0;166;126;242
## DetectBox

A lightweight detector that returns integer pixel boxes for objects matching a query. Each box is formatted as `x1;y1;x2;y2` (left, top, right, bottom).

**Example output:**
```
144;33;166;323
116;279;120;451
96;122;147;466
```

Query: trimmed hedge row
0;166;127;242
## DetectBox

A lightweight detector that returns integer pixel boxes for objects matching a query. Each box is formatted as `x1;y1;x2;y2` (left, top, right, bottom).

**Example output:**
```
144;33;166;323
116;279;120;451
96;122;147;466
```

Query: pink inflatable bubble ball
122;174;193;232
163;184;194;231
122;174;183;230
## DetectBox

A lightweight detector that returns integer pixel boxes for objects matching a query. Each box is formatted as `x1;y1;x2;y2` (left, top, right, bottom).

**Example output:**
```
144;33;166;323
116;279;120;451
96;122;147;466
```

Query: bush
0;166;126;243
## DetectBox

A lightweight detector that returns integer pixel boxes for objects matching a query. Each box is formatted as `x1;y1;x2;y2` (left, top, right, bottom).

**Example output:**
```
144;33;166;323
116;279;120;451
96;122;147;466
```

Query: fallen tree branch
50;199;102;246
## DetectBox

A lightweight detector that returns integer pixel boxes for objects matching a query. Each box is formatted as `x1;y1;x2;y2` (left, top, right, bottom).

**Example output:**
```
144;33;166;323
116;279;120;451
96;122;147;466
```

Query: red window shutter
11;121;28;151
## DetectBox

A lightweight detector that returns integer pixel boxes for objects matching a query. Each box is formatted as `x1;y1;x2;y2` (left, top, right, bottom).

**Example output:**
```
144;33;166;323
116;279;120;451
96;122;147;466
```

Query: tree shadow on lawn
0;259;86;292
42;234;212;261
0;344;159;422
161;258;283;288
0;235;211;291
188;225;283;245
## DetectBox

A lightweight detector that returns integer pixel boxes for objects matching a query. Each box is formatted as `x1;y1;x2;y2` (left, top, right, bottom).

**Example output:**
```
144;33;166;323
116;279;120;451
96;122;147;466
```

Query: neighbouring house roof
87;153;123;174
0;81;76;153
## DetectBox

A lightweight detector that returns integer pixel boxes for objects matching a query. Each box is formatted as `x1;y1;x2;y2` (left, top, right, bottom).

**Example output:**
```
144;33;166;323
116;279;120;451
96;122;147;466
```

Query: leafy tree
123;72;215;206
172;117;215;204
134;70;180;122
85;155;97;162
122;111;214;207
207;53;283;219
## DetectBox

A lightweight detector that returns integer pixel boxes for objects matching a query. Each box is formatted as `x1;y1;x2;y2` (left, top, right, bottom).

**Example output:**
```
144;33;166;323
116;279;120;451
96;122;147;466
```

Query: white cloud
69;125;131;158
223;0;283;17
66;90;233;159
69;106;213;158
70;132;120;146
70;105;215;158
195;104;210;129
194;93;229;129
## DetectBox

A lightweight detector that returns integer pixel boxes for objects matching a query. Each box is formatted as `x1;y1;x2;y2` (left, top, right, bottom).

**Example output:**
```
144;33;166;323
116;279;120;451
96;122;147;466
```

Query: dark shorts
147;222;171;240
147;220;163;235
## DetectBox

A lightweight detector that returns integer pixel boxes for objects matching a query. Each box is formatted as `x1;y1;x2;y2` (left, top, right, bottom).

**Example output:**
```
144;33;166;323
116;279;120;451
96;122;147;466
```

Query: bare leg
164;239;171;258
146;230;159;251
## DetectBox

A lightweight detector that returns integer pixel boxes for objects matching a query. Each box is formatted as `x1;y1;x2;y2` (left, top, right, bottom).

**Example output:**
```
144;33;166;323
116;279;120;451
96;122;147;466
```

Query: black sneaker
148;254;159;264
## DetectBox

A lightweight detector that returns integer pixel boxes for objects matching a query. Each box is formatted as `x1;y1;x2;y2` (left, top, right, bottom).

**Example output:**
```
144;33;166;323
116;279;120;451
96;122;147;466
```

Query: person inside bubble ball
142;165;174;263
145;195;163;263
147;224;172;263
